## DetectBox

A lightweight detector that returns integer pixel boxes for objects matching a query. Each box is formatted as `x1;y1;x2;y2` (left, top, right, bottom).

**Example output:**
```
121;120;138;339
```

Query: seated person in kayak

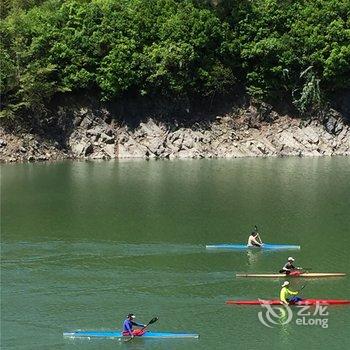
247;226;263;247
280;281;302;305
279;257;301;275
123;313;147;337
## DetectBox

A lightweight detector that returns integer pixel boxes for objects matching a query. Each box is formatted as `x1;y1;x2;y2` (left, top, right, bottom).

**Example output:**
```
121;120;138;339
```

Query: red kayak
226;299;350;305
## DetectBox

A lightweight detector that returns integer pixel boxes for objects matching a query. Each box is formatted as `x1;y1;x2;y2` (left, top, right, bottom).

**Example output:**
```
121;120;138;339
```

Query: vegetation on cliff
1;0;349;120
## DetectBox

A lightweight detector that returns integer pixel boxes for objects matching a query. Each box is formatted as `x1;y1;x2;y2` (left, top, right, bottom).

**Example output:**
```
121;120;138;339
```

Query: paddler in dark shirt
279;257;300;275
247;226;263;247
122;314;147;338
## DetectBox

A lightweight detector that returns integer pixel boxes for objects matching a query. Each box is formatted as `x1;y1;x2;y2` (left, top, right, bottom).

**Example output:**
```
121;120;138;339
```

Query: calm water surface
1;158;350;349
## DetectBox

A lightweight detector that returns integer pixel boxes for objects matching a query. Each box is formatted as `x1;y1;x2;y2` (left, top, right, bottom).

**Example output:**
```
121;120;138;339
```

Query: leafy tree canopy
1;0;349;118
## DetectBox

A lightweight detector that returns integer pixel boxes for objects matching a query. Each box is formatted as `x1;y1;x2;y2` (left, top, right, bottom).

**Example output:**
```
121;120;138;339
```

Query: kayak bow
63;330;199;339
206;243;300;250
236;272;346;278
226;299;350;305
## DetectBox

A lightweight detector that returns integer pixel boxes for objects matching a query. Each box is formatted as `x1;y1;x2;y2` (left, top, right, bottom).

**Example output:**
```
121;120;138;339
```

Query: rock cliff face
1;105;349;162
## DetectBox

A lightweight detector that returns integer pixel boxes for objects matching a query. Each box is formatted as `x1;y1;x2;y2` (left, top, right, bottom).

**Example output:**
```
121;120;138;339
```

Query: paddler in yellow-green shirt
280;281;302;305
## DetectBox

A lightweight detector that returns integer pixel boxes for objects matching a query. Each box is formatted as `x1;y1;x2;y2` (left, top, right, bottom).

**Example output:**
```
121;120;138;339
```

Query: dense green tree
1;0;349;120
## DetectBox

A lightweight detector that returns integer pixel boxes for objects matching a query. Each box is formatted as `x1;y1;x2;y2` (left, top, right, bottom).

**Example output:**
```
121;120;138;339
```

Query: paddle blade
299;284;306;291
148;317;159;325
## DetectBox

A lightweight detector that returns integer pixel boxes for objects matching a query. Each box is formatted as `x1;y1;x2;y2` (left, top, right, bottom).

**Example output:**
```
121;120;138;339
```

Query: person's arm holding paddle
124;317;159;342
279;257;297;274
248;230;262;247
256;233;263;245
139;317;159;332
280;281;303;305
122;314;146;339
254;225;263;245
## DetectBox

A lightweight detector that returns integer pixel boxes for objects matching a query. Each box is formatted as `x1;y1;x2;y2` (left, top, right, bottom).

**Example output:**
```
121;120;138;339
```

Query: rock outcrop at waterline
1;106;349;162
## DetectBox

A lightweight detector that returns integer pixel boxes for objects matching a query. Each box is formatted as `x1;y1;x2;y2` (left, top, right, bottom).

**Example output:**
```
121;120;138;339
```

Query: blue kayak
63;330;199;339
205;243;300;250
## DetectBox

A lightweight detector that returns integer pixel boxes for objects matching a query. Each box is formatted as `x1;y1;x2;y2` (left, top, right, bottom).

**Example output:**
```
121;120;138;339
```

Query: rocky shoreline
1;105;349;163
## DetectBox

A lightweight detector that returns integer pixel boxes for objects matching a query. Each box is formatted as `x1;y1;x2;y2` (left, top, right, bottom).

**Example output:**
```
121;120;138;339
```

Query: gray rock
279;145;301;157
70;140;93;157
146;150;157;159
73;116;82;127
117;142;148;158
84;144;93;156
80;116;93;129
86;129;101;137
168;129;184;142
100;133;114;144
143;138;161;154
337;127;348;141
160;151;171;159
182;133;195;149
334;120;344;135
155;144;166;156
172;137;183;148
105;128;114;137
302;126;319;144
325;116;337;134
103;144;115;158
3;102;349;163
277;131;302;150
91;152;106;160
258;102;274;122
177;149;197;158
117;130;130;143
139;119;165;137
168;153;177;159
167;143;180;153
71;143;85;156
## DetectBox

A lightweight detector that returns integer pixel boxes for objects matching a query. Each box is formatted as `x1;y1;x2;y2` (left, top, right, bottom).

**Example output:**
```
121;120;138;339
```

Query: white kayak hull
236;272;346;278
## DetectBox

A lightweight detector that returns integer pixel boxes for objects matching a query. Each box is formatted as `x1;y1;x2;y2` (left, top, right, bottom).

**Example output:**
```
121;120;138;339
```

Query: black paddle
286;284;306;305
141;317;159;331
124;317;159;342
298;284;306;292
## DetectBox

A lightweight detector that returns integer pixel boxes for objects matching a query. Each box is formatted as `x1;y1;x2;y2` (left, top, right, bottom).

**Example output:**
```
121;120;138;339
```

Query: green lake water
1;157;350;349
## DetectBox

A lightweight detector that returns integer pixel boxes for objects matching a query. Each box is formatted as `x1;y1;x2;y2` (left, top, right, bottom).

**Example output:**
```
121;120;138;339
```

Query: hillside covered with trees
1;0;349;123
